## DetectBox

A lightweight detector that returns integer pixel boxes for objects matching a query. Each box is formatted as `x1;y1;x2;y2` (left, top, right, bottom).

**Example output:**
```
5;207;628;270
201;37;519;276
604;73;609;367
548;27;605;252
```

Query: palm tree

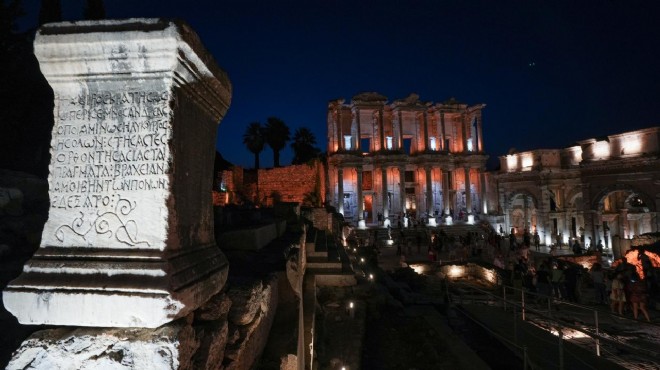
264;117;290;167
291;127;320;164
242;122;265;169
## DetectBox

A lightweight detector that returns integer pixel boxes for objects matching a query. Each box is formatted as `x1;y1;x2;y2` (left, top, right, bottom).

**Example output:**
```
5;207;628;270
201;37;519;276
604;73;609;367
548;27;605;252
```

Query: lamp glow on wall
572;147;583;163
521;153;533;170
429;137;436;151
622;136;642;155
507;155;517;172
386;136;393;150
467;138;473;152
593;140;610;159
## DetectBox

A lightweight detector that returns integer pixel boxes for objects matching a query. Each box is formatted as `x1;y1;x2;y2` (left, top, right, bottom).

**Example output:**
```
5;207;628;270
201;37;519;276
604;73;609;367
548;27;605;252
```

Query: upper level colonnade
327;92;489;226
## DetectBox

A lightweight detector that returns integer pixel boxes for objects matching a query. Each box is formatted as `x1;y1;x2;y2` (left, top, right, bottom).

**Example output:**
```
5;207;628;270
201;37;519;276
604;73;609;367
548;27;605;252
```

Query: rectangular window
405;171;414;183
361;138;370;153
403;138;412;154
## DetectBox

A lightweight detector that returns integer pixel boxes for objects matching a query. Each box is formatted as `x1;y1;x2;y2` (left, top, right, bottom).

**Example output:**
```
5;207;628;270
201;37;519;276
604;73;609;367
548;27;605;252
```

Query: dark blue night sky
17;0;660;169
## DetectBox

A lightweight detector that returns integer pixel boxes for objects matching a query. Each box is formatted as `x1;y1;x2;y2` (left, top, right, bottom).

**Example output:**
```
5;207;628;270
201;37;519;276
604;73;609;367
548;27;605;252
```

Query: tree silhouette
242;122;265;169
264;117;290;167
291;127;320;164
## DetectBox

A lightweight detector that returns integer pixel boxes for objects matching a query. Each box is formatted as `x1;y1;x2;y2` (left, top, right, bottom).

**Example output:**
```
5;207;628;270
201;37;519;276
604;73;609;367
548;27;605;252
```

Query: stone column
440;112;447;151
395;111;403;150
477;114;484;152
423;111;429;151
480;171;488;214
3;19;232;328
357;167;364;226
620;208;629;239
464;167;472;214
351;107;359;151
425;167;433;216
462;115;468;152
523;196;529;230
379;108;385;151
337;167;344;215
443;171;451;215
381;167;389;219
337;108;344;150
399;166;406;214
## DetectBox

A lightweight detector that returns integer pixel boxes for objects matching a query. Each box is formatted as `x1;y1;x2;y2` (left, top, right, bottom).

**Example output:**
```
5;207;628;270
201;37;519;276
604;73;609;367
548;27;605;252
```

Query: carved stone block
3;18;232;328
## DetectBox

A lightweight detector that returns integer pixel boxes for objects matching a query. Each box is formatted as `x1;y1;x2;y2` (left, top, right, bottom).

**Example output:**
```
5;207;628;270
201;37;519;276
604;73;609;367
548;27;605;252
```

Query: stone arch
565;187;583;209
506;189;539;210
591;184;656;212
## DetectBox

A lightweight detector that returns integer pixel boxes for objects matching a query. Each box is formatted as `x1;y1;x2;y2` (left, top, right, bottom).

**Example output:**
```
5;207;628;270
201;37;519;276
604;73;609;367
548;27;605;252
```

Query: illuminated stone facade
496;126;660;254
326;93;488;226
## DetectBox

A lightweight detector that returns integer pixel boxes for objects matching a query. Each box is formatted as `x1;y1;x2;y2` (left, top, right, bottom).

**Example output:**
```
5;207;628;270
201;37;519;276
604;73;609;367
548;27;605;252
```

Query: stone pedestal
3;19;232;328
427;217;437;227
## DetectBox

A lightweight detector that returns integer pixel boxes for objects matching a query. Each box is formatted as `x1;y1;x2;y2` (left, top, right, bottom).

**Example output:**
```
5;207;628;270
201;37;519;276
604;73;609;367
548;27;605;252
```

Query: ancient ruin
326;93;488;228
496;126;660;257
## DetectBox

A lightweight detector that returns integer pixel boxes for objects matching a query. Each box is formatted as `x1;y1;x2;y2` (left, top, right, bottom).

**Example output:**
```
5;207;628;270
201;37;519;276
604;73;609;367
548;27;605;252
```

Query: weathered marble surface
3;18;232;328
6;319;199;370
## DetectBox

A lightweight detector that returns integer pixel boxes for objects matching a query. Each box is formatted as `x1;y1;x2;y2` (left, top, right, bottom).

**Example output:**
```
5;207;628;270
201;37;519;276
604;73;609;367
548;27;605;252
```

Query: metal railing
445;281;660;369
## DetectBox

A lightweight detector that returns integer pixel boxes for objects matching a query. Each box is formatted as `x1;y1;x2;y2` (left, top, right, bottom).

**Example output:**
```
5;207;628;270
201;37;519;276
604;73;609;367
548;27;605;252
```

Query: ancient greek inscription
51;90;171;207
48;90;172;247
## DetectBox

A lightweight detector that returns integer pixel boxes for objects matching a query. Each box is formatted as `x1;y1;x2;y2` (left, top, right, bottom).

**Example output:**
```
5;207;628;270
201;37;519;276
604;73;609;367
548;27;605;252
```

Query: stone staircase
305;228;356;286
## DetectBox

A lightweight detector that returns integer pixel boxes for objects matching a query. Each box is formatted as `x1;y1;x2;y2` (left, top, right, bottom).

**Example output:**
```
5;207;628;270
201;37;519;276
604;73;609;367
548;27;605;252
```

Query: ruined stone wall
220;161;326;207
258;161;324;206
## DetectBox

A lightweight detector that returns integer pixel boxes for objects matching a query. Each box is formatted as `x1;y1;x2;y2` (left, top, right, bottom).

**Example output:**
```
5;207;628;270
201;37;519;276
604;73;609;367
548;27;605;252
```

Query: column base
467;215;475;224
445;216;453;225
358;220;367;229
427;218;437;227
3;245;228;328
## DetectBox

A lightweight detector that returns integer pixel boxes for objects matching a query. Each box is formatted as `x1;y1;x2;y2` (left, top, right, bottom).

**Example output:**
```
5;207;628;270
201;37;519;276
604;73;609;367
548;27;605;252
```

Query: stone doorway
364;194;373;223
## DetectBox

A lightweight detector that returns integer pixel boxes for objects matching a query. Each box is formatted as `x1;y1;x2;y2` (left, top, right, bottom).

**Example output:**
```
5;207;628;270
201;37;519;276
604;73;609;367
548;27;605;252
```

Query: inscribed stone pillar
3;19;232;328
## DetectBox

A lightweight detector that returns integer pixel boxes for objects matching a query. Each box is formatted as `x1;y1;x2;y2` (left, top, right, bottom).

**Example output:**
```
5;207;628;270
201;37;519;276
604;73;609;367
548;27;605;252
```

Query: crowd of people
347;219;656;322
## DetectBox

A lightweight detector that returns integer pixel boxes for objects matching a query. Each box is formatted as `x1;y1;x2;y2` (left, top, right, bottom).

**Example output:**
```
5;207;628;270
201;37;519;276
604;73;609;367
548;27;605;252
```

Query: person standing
533;231;541;251
535;263;552;305
629;274;651;322
610;272;626;315
551;263;565;299
590;263;607;305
